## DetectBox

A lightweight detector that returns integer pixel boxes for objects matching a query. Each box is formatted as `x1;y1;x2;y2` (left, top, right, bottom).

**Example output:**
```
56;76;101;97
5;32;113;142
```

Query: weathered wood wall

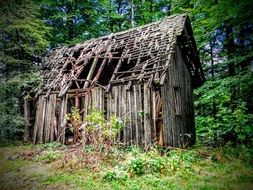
30;46;195;147
31;85;161;148
32;88;106;144
32;94;67;144
80;85;157;149
106;84;153;148
162;45;195;147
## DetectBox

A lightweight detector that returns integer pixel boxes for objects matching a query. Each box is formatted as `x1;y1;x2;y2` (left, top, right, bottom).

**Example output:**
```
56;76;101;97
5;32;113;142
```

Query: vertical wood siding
162;45;195;147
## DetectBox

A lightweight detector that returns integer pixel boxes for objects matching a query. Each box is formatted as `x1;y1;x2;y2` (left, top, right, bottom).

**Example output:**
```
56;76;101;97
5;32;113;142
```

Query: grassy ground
0;142;252;190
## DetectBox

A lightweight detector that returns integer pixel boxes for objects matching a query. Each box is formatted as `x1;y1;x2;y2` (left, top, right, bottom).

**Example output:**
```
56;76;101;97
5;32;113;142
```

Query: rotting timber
25;14;205;148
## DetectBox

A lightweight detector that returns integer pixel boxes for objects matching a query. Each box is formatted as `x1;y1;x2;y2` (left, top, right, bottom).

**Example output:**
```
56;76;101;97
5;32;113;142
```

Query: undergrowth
0;143;252;190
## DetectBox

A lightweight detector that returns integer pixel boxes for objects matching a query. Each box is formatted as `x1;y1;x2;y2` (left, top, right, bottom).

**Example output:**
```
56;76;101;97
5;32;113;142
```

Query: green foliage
66;107;82;133
195;72;253;145
1;145;252;189
102;166;128;181
0;72;43;140
0;0;49;141
84;108;124;148
66;107;124;149
127;157;146;176
35;142;65;150
34;150;63;163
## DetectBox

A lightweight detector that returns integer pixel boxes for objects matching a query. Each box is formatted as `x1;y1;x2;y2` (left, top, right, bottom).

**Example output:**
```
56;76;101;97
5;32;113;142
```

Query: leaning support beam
83;57;99;88
92;45;113;84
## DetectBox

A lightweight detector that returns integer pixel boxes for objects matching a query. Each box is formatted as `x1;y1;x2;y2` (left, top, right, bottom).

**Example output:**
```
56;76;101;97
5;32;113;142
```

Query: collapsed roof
36;13;204;97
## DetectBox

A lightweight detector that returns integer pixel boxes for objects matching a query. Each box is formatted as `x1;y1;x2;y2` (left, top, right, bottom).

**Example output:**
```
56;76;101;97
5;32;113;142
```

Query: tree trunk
225;22;235;76
209;40;216;119
131;0;135;28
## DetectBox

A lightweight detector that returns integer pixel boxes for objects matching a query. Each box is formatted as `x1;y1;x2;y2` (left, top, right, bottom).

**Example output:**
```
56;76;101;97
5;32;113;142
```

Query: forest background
0;0;252;146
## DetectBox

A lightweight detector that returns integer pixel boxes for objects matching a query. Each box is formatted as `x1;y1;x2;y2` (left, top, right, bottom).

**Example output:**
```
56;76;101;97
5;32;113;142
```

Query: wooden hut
25;14;205;148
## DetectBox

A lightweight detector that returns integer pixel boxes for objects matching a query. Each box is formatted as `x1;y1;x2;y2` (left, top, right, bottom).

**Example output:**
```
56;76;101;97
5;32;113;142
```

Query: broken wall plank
143;83;152;149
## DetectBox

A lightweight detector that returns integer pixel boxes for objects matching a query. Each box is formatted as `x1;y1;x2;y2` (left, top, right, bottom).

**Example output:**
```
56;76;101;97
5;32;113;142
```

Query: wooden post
143;83;151;149
50;94;57;142
38;96;47;143
44;95;53;142
33;96;42;144
57;94;68;143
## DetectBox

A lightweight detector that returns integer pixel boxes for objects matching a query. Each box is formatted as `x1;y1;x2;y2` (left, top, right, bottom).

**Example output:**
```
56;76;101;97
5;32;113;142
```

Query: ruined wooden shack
25;14;205;148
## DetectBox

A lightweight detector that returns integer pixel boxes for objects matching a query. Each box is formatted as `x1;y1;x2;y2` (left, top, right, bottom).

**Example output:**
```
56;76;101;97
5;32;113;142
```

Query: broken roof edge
46;13;188;54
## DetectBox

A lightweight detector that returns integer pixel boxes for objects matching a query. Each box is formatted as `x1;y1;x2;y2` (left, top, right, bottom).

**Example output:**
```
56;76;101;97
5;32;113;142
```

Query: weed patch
0;144;252;190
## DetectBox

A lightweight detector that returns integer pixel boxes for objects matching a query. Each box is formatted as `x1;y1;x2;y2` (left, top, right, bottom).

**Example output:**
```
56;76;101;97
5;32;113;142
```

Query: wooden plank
62;94;68;144
133;85;139;145
75;92;80;110
92;44;112;83
122;86;127;145
91;88;95;110
38;95;46;143
44;95;53;142
111;87;115;116
106;58;123;92
143;83;151;149
131;89;136;144
83;58;99;88
50;94;57;142
81;96;85;121
107;92;112;120
161;83;170;147
57;94;67;143
151;90;157;142
137;85;143;146
33;96;41;144
86;91;91;116
128;90;133;145
57;97;63;142
100;88;104;111
117;85;122;142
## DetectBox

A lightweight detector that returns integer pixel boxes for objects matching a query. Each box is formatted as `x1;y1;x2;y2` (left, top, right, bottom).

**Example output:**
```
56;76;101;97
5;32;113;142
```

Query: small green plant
127;157;146;176
82;108;124;150
35;150;63;163
146;158;164;173
66;107;82;143
40;142;64;150
103;166;128;181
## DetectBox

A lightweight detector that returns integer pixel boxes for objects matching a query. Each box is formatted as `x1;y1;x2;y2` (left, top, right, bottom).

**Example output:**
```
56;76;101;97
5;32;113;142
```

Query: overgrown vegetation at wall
65;107;123;148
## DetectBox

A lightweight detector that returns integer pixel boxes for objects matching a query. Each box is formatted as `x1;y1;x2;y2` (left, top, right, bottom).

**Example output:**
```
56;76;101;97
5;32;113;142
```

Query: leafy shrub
66;107;124;150
102;147;199;180
0;72;42;141
66;107;82;143
194;74;253;145
146;158;164;173
103;166;128;181
127;157;146;176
